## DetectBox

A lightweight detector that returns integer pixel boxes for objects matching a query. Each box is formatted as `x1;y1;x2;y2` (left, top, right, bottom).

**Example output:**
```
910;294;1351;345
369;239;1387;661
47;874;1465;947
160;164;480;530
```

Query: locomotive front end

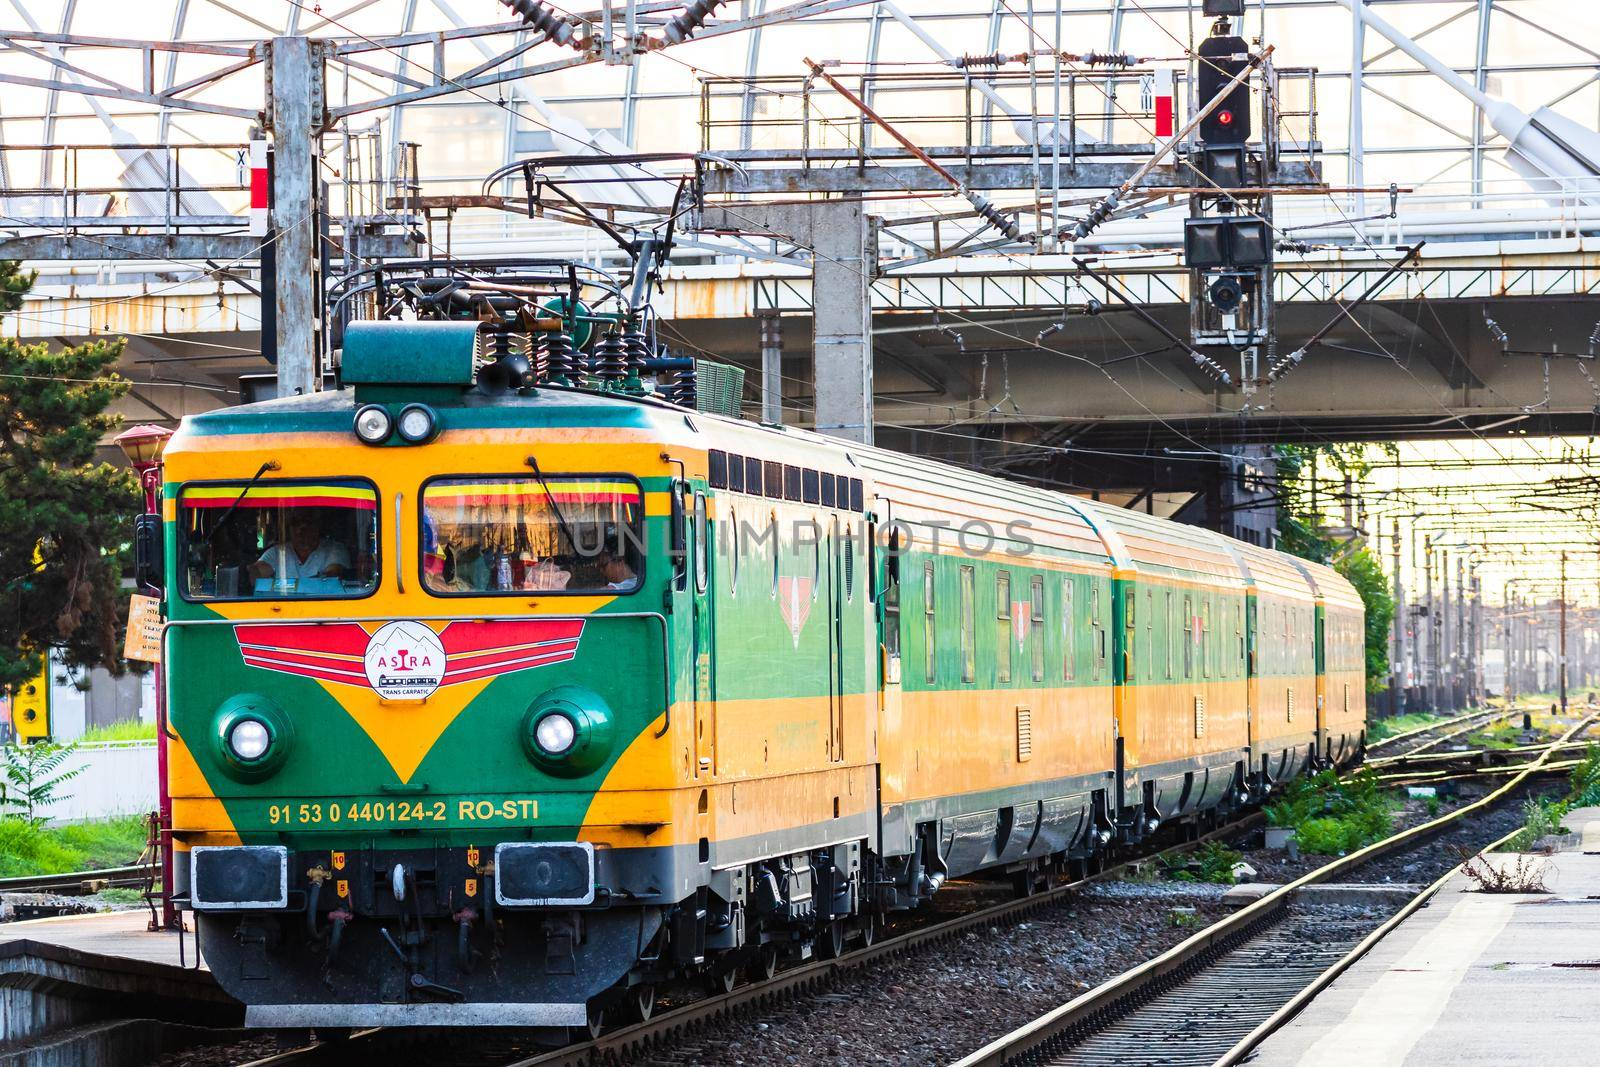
160;324;693;1030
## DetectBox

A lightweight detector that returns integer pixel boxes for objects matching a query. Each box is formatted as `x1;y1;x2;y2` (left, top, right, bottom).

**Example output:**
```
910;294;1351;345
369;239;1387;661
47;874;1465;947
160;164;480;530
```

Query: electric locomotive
148;283;1364;1032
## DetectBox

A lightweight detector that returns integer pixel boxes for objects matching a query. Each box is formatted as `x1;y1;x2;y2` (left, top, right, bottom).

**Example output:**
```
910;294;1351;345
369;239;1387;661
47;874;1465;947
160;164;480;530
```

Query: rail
949;711;1596;1067
0;863;155;896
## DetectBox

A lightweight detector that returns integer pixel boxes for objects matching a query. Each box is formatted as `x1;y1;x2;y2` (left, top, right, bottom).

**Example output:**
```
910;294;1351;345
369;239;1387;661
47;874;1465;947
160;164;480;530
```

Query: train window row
707;449;865;513
915;557;1109;690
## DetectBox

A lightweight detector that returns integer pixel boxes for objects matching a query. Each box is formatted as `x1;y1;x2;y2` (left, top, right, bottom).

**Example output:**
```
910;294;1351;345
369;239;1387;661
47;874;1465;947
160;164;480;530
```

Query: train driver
249;512;350;585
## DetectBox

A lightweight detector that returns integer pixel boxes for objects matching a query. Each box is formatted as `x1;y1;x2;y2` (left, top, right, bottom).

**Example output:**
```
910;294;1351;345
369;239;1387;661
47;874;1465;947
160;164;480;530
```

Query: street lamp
113;423;173;513
111;421;176;930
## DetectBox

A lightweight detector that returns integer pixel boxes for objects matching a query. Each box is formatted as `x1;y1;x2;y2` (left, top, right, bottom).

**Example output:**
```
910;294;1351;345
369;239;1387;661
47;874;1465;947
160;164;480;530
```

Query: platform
0;909;239;1062
1249;805;1600;1067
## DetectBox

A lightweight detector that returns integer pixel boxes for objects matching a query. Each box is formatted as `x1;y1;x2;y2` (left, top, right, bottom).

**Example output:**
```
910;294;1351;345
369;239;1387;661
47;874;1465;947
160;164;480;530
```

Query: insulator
593;330;628;384
543;331;578;384
662;0;724;45
965;191;1020;241
621;328;651;379
1276;240;1312;256
671;361;698;407
487;324;514;362
502;0;576;47
1189;350;1233;386
1076;51;1139;69
954;51;1004;69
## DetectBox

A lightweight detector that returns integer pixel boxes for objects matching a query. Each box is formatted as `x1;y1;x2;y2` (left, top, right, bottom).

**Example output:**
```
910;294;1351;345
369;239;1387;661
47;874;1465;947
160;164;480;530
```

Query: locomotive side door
691;490;715;777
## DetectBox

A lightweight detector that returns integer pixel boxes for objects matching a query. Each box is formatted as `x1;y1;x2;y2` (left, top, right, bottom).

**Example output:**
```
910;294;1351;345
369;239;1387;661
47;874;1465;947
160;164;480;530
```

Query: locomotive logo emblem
363;620;447;699
777;576;813;647
234;618;585;695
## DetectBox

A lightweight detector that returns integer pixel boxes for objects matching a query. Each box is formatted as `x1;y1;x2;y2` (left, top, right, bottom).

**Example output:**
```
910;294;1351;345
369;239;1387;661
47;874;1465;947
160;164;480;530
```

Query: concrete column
758;310;783;425
269;36;324;396
695;201;877;443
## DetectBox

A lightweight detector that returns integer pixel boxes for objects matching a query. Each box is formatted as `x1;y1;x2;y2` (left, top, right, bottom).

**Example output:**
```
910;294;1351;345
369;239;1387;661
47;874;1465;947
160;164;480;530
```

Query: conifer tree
0;260;141;689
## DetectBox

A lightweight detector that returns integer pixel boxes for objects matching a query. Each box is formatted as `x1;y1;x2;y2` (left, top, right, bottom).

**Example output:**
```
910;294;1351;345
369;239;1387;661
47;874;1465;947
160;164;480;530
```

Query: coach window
884;543;902;662
1143;590;1155;681
1183;595;1194;679
769;512;780;599
1091;584;1106;680
1166;589;1175;680
1061;575;1076;681
924;559;937;684
693;493;709;595
960;565;976;683
995;571;1013;684
1031;575;1046;682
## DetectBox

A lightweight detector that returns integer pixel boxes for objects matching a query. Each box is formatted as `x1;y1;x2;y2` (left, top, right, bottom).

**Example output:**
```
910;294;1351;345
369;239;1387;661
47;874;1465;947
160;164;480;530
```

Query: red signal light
1217;110;1235;127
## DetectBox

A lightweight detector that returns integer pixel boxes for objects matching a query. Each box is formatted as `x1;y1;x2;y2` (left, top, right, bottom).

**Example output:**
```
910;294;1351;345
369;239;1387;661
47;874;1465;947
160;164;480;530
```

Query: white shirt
259;539;351;583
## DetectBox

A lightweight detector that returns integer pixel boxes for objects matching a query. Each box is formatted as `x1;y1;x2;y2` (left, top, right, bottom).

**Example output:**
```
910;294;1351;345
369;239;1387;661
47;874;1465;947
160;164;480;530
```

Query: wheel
746;943;779;982
578;1002;605;1041
1010;869;1039;898
857;910;880;948
622;983;655;1024
706;965;738;995
817;918;846;959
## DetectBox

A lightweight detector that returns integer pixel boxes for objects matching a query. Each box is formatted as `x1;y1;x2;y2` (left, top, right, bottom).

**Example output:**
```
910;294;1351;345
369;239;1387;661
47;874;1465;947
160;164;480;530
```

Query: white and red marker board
248;139;268;237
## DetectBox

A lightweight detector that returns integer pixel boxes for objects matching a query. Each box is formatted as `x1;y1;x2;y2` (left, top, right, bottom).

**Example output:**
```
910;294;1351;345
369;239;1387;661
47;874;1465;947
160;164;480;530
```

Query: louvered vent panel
1194;696;1206;738
1287;687;1296;722
1016;705;1033;762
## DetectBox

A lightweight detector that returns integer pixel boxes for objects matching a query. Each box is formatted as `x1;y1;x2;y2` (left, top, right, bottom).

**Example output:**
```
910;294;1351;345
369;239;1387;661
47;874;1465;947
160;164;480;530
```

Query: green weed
0;814;149;877
79;720;157;743
1264;770;1397;856
1161;841;1245;885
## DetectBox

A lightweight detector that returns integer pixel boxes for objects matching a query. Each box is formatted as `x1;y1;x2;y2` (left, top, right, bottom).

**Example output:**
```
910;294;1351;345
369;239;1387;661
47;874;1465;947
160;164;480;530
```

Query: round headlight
396;403;438;444
533;712;577;755
521;686;615;776
354;404;392;444
228;718;271;761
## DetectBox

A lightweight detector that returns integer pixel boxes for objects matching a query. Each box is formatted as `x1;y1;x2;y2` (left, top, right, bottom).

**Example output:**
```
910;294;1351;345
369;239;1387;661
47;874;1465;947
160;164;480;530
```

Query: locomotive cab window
178;479;379;601
420;475;643;595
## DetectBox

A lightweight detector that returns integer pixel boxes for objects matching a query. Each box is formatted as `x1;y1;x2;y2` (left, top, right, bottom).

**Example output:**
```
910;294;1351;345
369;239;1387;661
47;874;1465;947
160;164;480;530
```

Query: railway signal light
1203;0;1245;16
1197;31;1252;145
1183;215;1271;270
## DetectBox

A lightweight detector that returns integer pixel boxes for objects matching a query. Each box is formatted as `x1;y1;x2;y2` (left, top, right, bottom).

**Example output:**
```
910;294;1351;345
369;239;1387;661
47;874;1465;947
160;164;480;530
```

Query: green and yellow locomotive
152;301;1364;1031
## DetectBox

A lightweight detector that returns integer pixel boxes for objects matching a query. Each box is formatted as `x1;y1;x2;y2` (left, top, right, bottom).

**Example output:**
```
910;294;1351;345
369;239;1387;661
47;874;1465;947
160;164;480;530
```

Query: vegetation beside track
1502;745;1600;851
0;814;148;878
1264;770;1399;856
78;720;157;743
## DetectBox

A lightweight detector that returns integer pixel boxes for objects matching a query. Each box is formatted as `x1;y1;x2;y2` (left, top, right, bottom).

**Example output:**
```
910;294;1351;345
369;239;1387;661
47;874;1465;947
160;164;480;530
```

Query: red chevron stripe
439;619;584;655
234;622;371;657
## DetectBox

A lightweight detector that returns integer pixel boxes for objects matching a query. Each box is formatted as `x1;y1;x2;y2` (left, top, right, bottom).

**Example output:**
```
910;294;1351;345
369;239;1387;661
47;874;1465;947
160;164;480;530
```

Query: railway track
1364;706;1523;760
0;864;154;897
234;816;1266;1067
221;713;1593;1067
949;712;1595;1067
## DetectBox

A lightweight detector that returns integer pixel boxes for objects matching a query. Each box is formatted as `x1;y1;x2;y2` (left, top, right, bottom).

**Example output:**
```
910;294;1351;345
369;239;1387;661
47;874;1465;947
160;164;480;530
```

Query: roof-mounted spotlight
396;403;439;444
354;404;393;445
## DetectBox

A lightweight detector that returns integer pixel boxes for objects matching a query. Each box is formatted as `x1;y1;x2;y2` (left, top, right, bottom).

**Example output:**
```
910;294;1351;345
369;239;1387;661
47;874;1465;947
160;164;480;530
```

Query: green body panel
342;320;480;386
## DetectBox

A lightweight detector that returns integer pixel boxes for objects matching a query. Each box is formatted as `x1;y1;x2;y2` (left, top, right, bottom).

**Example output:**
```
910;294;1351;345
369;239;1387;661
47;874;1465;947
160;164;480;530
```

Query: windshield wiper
206;460;279;542
524;454;584;559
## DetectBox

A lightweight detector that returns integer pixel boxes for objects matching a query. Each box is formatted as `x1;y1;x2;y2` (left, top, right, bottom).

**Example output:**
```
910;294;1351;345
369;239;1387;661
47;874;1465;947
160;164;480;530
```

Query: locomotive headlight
396;403;438;444
354;403;393;444
522;685;615;777
228;718;272;761
533;712;577;755
213;693;293;781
